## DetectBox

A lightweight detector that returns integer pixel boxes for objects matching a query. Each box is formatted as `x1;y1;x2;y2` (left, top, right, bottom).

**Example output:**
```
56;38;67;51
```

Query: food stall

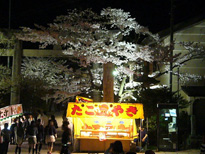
0;104;23;130
66;102;144;152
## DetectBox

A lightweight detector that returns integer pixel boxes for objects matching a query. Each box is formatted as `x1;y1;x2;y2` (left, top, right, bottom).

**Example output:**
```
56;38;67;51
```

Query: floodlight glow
113;70;118;76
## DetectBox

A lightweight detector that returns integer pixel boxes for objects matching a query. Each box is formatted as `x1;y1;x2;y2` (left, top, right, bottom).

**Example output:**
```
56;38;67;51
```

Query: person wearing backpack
1;123;11;154
14;122;24;154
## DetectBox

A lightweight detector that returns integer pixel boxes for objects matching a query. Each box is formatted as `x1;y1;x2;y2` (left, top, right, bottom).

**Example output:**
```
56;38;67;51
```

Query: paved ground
6;111;201;154
7;142;200;154
8;143;61;154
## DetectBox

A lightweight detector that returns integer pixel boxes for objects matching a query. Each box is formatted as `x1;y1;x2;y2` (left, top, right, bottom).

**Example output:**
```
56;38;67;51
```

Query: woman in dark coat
36;119;44;154
26;121;38;154
51;115;58;129
60;121;71;154
14;122;24;154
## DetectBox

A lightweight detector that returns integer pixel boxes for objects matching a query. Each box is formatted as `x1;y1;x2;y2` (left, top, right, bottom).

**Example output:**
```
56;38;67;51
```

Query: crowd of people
0;112;71;154
104;140;155;154
0;112;156;154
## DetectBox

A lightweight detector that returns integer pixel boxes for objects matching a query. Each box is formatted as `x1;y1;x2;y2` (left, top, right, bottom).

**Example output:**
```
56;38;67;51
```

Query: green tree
137;87;189;118
0;65;12;107
136;87;189;145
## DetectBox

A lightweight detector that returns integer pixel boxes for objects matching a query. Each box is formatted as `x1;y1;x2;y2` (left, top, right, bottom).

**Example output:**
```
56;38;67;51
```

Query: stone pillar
190;99;196;136
10;40;22;105
103;62;114;102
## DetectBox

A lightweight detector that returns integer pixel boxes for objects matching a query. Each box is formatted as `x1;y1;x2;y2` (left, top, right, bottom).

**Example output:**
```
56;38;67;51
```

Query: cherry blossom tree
151;42;205;89
16;8;205;102
21;57;91;104
16;8;169;101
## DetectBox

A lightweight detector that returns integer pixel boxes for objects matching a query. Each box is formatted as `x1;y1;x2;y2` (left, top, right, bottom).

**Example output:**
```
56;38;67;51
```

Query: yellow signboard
67;102;144;119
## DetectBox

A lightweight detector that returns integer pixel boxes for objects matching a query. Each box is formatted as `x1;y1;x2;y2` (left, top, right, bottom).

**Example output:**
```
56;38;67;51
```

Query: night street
1;0;205;153
7;143;200;154
5;113;201;154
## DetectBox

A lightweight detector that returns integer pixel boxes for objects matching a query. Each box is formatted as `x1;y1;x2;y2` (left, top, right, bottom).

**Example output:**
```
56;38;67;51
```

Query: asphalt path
7;142;200;154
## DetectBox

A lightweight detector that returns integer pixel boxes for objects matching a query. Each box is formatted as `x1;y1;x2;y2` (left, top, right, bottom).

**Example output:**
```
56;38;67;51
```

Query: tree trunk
103;62;114;102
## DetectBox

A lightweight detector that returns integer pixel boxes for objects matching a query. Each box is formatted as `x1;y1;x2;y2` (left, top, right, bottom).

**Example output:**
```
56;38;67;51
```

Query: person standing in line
133;126;148;148
1;123;11;154
62;117;74;146
14;122;24;154
36;119;44;154
51;115;58;129
22;115;29;140
41;112;49;127
0;127;3;152
45;120;57;154
60;121;71;154
27;121;38;154
145;150;155;154
104;140;124;154
28;115;35;126
0;127;3;151
10;118;18;144
21;116;28;129
36;110;42;120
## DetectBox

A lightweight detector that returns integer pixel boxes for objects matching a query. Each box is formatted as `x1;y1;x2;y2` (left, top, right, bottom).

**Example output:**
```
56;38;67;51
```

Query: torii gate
0;39;70;105
0;35;114;105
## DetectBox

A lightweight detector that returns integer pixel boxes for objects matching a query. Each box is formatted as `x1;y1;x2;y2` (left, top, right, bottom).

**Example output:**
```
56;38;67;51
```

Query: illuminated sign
67;102;144;119
0;104;23;121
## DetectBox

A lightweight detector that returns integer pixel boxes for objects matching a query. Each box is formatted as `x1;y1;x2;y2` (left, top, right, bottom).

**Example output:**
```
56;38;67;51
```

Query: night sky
0;0;204;33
